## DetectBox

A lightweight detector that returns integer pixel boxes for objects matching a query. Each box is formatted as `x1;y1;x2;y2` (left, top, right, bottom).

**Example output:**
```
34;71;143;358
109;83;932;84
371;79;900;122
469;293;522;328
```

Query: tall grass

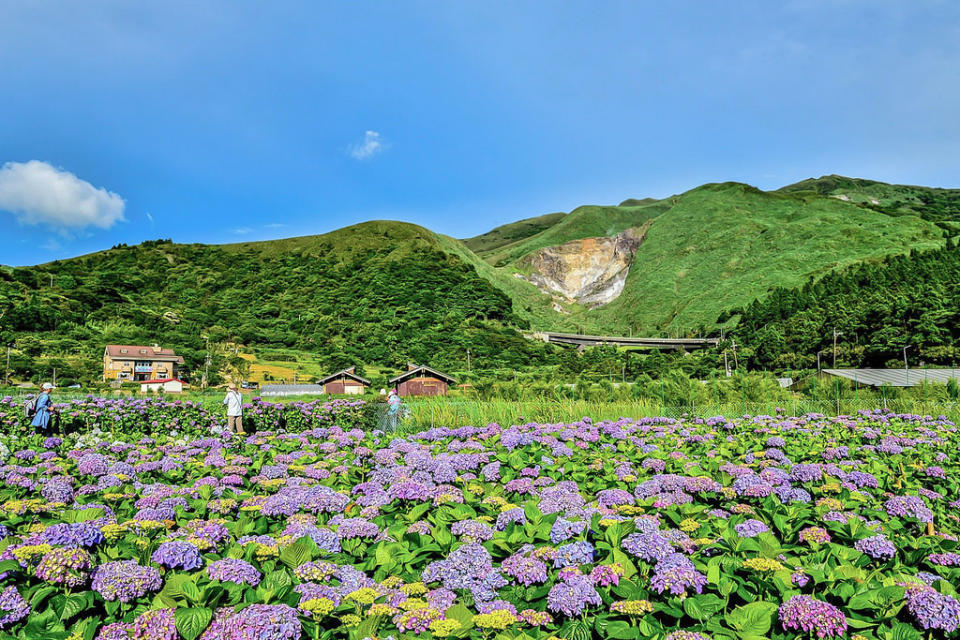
401;397;960;428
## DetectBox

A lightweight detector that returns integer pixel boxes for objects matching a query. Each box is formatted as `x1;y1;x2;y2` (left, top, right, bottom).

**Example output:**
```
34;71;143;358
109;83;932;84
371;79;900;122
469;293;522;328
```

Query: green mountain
462;212;566;255
0;221;555;383
1;175;954;384
778;174;960;226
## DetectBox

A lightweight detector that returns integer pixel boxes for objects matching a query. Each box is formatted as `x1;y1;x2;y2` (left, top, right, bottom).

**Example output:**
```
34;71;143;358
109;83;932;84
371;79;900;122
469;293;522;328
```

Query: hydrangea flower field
0;403;958;640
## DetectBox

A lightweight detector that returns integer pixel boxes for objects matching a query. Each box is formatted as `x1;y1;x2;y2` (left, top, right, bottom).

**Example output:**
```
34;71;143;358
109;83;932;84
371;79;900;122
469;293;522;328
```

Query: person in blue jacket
31;382;56;432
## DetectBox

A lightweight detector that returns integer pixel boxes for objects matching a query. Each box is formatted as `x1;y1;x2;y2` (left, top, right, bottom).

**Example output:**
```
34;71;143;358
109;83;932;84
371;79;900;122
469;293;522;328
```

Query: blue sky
1;0;959;265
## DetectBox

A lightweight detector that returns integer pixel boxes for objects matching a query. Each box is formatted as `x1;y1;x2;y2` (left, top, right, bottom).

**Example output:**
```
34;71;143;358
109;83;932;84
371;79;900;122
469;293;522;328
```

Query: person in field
30;382;56;433
386;388;402;431
223;383;245;435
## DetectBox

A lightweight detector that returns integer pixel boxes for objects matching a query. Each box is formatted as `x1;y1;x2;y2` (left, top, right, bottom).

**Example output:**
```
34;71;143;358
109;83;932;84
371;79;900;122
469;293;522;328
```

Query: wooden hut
318;367;370;395
390;363;457;397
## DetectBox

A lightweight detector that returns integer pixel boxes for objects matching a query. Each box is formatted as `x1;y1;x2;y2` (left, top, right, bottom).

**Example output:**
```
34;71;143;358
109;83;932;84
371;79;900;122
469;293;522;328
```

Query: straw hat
228;383;238;390
41;382;55;390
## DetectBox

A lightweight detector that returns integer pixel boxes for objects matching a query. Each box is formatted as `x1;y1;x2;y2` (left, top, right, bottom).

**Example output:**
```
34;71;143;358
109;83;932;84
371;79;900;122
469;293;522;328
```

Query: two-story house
103;345;185;382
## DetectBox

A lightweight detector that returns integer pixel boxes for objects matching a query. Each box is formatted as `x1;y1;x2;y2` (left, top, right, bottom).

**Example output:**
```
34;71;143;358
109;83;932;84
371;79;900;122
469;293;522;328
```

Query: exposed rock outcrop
518;227;645;308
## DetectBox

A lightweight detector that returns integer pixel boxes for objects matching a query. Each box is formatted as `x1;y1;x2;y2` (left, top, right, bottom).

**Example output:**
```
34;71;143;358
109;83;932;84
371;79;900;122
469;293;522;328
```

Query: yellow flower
816;497;843;511
679;519;699;532
347;588;380;605
300;598;335;617
721;488;737;500
340;614;361;627
742;557;785;572
367;604;398;617
476;515;493;523
12;544;52;563
399;598;428;611
380;576;403;589
622;474;637;483
430;619;462;638
400;582;427;596
254;543;279;558
239;504;263;512
610;600;654;616
499;503;519;512
101;524;126;540
28;523;46;534
598;519;619;528
472;610;517;630
818;483;842;494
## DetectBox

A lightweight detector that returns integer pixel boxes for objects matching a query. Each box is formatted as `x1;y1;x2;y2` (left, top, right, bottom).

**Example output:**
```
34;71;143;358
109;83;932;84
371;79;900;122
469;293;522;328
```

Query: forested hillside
725;240;960;371
0;222;554;382
2;175;957;385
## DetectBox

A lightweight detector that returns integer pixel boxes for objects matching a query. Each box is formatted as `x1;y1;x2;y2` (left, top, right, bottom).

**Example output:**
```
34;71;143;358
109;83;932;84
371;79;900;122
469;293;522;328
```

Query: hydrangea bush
0;408;954;640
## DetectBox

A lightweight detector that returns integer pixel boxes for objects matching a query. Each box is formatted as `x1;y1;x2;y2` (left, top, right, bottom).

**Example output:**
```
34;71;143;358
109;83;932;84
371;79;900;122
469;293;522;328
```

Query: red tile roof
105;345;184;363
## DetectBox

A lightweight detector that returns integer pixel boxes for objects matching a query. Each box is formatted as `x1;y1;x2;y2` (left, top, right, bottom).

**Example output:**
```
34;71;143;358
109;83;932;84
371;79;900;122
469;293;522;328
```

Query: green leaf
175;607;213;640
684;594;725;621
725;601;777;636
605;620;640;639
179;579;201;603
59;593;87;622
279;536;316;569
445;603;475;638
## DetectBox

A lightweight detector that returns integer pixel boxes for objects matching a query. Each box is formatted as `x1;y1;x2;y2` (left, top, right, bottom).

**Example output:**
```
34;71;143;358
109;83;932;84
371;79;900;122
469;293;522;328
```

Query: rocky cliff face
519;227;644;308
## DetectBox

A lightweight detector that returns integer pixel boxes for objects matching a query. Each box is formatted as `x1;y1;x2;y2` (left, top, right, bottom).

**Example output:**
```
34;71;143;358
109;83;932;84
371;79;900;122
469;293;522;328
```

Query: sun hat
41;382;55;390
228;383;238;390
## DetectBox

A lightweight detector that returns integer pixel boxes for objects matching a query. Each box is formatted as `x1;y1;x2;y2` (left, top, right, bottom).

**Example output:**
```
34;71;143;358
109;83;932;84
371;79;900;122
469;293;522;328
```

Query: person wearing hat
386;388;402;431
31;382;56;433
223;383;245;435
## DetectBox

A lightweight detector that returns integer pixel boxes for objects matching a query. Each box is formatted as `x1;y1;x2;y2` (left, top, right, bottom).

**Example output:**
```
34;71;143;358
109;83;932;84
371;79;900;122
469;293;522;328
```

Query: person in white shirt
223;383;245;435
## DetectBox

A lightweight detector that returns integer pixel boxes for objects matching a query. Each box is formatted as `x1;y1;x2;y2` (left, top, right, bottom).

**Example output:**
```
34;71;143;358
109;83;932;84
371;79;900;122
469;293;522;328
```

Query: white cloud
41;238;61;251
348;130;385;160
263;222;287;229
233;227;253;235
0;160;126;229
145;211;154;225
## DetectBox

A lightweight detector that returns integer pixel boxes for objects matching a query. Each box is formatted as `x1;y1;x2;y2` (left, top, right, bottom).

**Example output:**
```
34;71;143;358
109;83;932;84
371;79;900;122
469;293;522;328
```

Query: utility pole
724;350;731;377
203;353;211;389
5;344;10;386
903;344;912;370
832;328;842;368
466;349;471;374
53;368;56;387
731;340;739;369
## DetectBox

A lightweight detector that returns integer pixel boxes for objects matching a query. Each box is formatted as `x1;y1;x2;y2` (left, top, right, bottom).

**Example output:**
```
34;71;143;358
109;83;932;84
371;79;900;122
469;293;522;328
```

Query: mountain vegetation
1;175;957;384
723;239;960;371
0;222;555;383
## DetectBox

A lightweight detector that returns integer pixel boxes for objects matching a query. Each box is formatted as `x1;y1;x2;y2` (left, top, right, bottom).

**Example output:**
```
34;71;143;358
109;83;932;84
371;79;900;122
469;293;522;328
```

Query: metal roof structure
389;364;457;385
317;367;371;386
822;369;960;387
259;383;325;396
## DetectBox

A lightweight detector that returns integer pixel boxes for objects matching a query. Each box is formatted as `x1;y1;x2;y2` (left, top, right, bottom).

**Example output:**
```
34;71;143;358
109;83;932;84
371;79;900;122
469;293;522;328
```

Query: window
120;349;128;354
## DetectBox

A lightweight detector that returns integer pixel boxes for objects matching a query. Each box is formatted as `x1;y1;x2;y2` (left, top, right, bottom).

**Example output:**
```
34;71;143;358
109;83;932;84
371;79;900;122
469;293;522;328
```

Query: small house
318;367;370;395
389;363;457;397
140;378;185;393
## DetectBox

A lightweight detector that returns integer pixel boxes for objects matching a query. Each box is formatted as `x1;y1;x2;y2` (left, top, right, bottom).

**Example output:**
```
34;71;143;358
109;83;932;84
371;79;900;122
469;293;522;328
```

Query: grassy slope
481;200;674;267
461;212;567;255
779;175;960;225
583;183;944;332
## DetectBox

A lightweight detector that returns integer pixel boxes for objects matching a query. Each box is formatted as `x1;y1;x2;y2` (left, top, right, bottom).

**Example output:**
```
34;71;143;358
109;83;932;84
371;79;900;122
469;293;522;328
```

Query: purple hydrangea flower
206;558;261;586
854;535;896;561
778;595;846;638
91;560;163;602
151;540;203;571
547;574;602;617
0;587;29;629
734;519;769;538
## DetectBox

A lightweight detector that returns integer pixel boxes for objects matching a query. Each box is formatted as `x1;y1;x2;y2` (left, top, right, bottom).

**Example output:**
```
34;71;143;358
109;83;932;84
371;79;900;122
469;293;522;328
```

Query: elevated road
530;331;720;350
